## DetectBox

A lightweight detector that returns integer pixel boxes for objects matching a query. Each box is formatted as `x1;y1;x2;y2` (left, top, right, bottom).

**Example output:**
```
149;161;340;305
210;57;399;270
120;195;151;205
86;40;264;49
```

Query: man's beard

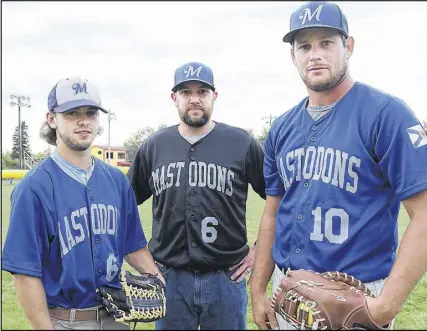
57;130;93;151
303;61;348;92
181;107;211;128
182;113;210;128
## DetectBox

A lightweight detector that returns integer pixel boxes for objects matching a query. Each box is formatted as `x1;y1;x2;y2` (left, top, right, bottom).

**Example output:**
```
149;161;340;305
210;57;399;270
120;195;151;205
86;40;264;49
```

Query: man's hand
252;292;278;330
229;245;256;282
157;272;166;287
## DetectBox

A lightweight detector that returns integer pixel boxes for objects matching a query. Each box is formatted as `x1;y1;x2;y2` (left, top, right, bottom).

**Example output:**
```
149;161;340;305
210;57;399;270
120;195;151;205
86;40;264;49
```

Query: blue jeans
155;263;248;330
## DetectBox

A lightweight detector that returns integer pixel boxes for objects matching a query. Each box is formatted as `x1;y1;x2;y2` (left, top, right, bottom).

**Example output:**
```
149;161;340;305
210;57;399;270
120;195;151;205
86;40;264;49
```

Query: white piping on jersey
50;150;95;186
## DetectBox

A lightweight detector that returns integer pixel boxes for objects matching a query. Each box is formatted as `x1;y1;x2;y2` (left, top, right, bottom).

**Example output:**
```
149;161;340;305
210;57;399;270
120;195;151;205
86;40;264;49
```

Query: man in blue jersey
1;77;164;330
250;1;427;330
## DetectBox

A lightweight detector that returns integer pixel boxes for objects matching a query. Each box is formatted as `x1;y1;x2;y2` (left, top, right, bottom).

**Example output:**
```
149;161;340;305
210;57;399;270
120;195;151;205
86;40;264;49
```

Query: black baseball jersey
127;122;266;270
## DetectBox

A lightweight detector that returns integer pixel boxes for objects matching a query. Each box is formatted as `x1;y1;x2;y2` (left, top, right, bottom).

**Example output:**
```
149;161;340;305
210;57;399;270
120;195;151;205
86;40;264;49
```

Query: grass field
1;182;426;330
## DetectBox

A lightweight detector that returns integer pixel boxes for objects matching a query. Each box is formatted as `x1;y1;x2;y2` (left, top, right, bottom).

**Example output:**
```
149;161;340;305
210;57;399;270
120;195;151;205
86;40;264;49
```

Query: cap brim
52;99;108;113
283;25;348;43
172;79;215;92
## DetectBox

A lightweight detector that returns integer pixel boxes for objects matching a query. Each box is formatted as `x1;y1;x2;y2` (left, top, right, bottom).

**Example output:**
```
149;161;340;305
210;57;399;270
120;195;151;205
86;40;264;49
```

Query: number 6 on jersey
201;217;218;243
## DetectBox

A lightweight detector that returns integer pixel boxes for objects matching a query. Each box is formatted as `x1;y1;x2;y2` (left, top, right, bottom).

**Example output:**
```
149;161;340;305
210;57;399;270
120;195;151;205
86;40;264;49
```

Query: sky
2;1;427;153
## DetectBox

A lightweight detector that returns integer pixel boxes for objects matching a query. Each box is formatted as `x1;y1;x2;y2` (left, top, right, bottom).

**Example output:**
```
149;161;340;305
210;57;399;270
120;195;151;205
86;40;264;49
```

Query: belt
49;307;109;322
156;261;224;274
186;266;222;273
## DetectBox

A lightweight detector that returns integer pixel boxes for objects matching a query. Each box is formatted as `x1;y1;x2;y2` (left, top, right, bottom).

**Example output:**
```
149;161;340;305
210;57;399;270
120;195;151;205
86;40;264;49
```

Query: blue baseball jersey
264;82;427;282
1;157;147;308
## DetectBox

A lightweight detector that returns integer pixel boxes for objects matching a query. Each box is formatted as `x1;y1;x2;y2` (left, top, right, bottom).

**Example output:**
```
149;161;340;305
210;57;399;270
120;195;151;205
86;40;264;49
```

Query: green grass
1;183;426;329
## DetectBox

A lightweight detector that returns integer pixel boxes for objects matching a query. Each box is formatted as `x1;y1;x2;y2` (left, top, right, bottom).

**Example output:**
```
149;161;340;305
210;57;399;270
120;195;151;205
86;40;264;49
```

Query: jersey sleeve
126;143;152;205
373;97;427;200
124;185;148;256
1;184;49;278
245;136;266;199
264;124;285;197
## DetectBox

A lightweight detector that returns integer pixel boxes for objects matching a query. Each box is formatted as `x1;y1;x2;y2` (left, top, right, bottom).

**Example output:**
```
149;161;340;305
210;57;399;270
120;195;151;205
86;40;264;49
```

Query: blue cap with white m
172;62;215;92
48;76;108;113
283;1;349;43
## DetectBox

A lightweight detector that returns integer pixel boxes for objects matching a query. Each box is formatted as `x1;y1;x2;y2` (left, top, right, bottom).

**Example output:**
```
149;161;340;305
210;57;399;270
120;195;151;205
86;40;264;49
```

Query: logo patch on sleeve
407;124;427;149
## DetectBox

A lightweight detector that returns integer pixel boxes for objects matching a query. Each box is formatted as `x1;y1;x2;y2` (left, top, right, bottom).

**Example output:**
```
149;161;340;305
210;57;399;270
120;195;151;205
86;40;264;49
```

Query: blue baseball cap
283;1;348;43
48;76;108;113
172;62;215;92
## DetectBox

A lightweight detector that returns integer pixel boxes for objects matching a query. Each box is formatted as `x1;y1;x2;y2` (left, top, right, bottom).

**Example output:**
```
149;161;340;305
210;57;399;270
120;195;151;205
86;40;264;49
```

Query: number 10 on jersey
310;207;349;244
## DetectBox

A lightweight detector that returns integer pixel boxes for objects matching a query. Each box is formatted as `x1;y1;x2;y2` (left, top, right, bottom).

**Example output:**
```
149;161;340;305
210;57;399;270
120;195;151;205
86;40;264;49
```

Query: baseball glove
98;269;166;323
270;269;391;330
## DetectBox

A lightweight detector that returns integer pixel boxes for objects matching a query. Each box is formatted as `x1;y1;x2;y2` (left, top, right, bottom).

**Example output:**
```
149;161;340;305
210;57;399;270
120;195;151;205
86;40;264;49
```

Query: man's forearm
251;220;276;295
251;195;281;296
12;274;53;330
125;245;160;275
378;213;427;317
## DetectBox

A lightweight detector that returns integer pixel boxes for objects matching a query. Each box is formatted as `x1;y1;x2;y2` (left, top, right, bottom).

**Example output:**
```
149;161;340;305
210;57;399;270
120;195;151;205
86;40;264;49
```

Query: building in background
91;145;131;167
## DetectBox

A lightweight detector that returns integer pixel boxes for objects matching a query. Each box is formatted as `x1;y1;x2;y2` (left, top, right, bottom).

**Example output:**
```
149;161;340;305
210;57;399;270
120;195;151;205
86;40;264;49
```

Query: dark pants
155;263;248;330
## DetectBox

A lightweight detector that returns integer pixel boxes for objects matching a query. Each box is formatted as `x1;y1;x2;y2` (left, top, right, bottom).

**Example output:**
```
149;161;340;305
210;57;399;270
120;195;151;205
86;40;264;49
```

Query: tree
256;114;278;143
32;152;48;162
257;126;270;144
158;124;168;131
245;129;255;137
2;152;19;169
124;124;167;162
12;121;31;160
262;115;277;130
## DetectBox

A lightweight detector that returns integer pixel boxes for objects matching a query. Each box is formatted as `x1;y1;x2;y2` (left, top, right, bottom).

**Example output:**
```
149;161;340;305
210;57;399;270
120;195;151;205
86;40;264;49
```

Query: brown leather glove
270;269;391;330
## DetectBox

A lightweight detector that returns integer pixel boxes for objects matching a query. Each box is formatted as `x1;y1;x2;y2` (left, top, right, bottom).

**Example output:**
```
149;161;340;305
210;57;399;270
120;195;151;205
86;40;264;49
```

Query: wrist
376;294;401;321
250;282;267;297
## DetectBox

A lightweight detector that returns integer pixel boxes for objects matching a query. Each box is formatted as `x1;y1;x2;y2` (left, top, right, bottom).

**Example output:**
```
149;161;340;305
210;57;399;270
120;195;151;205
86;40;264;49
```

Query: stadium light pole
10;94;31;169
107;109;117;165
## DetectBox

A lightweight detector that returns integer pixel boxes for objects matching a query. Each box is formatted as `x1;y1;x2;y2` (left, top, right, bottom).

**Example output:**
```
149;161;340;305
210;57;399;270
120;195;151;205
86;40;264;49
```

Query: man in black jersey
127;61;266;330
